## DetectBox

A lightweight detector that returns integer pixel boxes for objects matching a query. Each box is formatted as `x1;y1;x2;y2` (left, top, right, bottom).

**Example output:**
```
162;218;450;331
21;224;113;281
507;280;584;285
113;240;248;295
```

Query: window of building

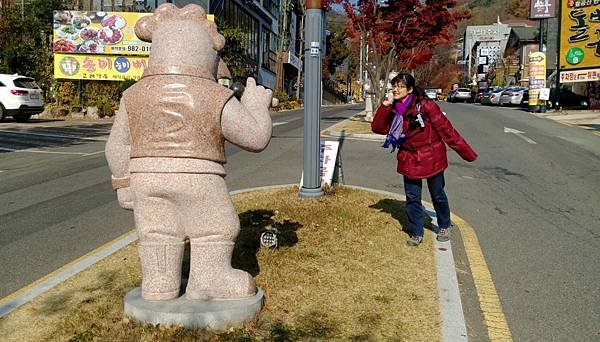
220;0;259;64
261;27;277;72
262;0;279;18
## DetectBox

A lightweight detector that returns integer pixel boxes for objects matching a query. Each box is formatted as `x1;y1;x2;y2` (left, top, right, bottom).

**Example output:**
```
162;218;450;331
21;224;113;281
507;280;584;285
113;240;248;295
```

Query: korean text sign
528;52;547;106
54;54;149;81
530;0;556;19
559;1;600;70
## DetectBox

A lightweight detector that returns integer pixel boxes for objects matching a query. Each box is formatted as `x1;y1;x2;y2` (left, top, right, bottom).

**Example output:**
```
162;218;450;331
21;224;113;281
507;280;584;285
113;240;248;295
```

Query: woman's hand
382;99;392;107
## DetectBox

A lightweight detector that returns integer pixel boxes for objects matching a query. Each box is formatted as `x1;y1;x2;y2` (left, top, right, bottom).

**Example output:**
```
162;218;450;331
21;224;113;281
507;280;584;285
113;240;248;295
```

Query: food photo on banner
52;11;152;56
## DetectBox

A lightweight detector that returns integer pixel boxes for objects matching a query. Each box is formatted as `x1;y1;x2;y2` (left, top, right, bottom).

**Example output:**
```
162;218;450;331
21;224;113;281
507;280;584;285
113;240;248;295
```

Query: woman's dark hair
390;73;424;97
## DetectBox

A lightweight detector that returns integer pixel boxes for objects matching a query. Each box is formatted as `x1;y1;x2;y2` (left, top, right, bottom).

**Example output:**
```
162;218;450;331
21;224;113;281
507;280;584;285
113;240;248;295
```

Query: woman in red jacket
372;73;478;246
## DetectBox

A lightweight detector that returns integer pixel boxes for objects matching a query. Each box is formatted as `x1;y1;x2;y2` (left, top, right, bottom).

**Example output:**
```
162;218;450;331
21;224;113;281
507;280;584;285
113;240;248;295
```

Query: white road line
10;125;112;132
516;134;537;144
273;121;288;127
0;130;108;141
0;147;87;155
504;127;537;144
81;150;105;157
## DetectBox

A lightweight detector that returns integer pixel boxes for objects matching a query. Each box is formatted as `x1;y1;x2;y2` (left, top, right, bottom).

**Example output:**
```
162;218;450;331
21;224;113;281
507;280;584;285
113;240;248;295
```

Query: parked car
548;87;589;109
0;74;44;122
499;87;528;106
475;87;493;103
452;88;472;103
424;88;438;100
481;87;504;105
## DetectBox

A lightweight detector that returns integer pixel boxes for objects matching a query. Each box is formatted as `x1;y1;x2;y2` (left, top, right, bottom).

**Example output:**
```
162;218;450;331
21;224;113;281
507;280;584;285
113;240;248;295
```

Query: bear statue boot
185;240;255;300
138;240;185;301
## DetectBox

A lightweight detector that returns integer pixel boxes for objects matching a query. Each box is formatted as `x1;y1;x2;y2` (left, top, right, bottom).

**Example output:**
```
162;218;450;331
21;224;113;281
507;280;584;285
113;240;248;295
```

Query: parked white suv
0;74;44;122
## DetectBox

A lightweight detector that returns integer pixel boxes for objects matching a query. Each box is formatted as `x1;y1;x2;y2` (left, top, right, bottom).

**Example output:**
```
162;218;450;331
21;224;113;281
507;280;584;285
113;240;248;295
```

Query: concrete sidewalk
533;109;600;134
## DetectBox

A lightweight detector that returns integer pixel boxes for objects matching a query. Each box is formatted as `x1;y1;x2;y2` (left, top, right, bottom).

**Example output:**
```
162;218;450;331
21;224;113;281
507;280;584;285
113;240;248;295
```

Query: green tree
324;29;350;77
219;26;249;82
0;0;70;97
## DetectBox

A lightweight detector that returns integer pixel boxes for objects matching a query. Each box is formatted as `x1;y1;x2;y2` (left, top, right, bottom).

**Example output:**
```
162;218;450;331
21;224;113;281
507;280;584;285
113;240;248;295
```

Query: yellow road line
0;229;135;307
452;213;513;341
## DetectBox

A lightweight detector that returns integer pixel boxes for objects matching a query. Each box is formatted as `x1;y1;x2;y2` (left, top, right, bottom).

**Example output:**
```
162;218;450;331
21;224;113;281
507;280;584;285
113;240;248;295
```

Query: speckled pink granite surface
105;3;272;301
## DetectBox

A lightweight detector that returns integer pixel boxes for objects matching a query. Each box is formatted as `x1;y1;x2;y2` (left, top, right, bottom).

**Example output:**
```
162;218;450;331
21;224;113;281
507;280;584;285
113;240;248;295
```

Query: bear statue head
135;3;225;80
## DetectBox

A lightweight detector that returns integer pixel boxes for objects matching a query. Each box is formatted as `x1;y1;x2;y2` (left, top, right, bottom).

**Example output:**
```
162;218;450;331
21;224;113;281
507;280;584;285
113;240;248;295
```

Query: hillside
455;0;528;36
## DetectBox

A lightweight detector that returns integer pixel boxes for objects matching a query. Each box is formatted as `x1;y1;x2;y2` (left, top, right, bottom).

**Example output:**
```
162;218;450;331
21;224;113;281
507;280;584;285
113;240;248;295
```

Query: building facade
463;23;512;87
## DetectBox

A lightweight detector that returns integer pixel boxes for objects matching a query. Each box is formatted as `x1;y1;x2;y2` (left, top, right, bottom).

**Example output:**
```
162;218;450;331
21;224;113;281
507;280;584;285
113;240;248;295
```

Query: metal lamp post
299;0;324;198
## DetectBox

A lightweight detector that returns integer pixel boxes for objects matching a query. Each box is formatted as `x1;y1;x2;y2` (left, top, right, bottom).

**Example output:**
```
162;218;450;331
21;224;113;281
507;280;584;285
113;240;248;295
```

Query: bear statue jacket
124;66;234;164
371;96;477;179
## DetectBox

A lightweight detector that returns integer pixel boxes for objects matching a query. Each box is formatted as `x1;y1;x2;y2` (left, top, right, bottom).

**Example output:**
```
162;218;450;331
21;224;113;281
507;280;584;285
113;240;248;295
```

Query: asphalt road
1;102;598;341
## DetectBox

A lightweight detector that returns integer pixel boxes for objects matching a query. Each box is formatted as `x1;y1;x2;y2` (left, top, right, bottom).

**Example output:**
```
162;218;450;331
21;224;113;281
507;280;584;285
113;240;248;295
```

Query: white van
0;74;44;122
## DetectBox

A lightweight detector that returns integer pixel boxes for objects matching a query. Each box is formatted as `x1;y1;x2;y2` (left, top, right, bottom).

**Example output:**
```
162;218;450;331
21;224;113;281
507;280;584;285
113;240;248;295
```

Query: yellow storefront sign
528;52;546;106
54;54;149;81
53;11;151;56
559;2;600;70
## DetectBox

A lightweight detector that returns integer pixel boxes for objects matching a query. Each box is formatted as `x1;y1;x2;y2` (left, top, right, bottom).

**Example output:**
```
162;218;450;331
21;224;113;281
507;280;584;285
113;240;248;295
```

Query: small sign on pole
300;140;340;187
310;41;320;57
539;88;550;101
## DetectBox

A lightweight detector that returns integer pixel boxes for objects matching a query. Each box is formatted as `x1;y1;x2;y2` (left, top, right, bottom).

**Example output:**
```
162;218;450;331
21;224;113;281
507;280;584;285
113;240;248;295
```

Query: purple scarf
382;94;413;151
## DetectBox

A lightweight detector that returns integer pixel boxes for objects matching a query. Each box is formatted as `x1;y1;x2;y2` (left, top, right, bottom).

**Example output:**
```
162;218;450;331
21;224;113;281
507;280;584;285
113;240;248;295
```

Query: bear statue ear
134;16;155;43
213;33;226;52
134;3;179;43
205;22;225;51
180;4;207;21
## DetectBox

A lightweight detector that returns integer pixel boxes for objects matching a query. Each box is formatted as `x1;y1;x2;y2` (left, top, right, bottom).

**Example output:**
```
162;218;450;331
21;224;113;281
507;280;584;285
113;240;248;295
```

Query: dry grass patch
0;186;440;341
325;116;373;135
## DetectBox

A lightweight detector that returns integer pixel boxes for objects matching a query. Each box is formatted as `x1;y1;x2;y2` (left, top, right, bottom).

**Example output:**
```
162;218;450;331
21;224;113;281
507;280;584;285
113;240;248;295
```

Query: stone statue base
124;287;264;330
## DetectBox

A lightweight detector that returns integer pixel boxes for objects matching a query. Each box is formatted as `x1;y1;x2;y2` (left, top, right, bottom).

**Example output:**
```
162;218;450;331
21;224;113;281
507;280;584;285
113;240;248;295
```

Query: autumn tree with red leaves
331;0;469;103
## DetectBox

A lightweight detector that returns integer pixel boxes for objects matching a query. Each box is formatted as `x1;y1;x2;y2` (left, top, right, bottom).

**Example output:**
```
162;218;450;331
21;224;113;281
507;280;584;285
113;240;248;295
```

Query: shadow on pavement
0;122;113;153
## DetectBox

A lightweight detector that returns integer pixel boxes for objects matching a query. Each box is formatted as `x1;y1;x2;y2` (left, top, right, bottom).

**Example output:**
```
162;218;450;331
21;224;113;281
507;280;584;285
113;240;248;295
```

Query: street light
299;0;324;198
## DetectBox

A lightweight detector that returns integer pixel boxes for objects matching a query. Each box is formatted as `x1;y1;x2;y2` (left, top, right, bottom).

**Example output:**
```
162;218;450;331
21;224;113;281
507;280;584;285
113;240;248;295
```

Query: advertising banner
528;52;546;106
530;0;556;19
560;68;600;83
559;1;600;72
54;53;149;81
53;11;151;56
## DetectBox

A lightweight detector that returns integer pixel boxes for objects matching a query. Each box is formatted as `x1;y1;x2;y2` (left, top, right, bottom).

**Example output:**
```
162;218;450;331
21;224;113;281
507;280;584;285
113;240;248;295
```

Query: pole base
299;186;325;198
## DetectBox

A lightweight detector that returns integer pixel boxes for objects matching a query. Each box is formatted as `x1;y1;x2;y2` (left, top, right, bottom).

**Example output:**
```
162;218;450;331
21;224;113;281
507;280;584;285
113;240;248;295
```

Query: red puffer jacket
371;97;477;179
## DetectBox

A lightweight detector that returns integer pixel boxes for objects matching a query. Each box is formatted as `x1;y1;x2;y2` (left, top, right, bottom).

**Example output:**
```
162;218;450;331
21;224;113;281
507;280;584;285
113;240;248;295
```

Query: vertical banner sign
528;52;547;106
559;1;600;78
530;0;556;19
